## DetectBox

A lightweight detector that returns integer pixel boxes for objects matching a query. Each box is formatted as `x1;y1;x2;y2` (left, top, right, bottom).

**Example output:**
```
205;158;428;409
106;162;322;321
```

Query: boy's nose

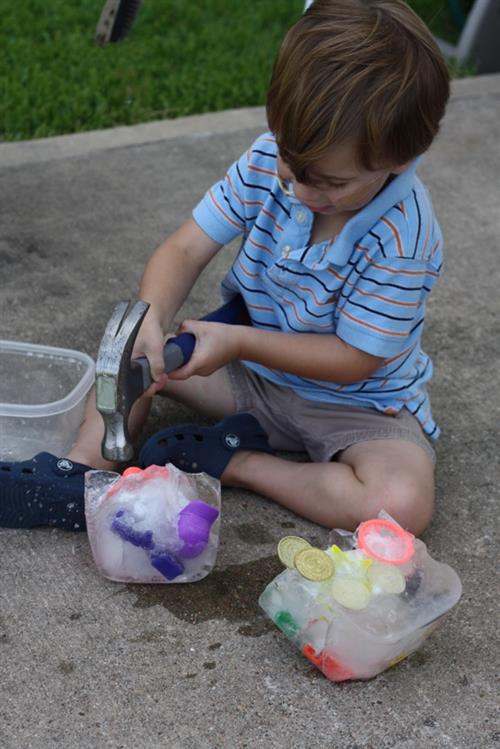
294;182;325;203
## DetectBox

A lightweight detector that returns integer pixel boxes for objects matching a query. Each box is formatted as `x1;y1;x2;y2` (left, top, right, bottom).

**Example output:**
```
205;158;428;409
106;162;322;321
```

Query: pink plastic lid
357;518;415;564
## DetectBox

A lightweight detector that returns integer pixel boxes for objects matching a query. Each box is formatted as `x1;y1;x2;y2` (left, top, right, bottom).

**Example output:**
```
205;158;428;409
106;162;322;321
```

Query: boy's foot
0;453;91;530
138;413;272;478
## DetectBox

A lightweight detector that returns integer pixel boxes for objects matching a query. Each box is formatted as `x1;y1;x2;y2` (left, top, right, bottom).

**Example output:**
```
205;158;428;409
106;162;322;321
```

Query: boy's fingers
141;343;168;380
143;383;158;398
176;319;197;335
144;372;168;397
149;356;166;380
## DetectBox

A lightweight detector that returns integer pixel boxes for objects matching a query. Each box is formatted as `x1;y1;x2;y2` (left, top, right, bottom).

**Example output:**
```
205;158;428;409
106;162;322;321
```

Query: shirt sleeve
335;254;441;358
192;149;252;246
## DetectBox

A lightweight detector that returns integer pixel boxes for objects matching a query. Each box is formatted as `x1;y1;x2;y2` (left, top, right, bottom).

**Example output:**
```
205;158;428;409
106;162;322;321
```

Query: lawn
0;0;471;141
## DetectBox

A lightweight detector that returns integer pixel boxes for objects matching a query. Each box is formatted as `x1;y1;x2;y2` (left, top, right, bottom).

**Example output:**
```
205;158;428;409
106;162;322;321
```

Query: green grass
0;0;474;142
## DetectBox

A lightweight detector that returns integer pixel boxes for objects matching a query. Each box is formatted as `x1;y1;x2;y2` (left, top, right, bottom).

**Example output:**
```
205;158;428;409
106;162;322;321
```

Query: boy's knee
366;475;434;537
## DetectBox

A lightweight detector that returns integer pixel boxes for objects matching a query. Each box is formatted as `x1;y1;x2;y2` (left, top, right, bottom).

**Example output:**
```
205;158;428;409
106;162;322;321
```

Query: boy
0;0;449;535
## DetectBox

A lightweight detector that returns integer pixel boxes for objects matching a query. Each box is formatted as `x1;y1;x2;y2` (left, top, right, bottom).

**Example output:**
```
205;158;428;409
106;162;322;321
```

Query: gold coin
367;562;406;594
331;577;371;610
277;536;311;568
294;548;335;581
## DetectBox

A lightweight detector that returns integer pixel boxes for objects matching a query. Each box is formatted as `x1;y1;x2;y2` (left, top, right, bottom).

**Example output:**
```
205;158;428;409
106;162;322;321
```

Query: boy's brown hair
266;0;450;181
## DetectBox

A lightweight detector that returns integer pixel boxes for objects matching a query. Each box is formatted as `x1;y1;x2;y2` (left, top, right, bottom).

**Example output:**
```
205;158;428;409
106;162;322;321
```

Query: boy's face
277;141;408;216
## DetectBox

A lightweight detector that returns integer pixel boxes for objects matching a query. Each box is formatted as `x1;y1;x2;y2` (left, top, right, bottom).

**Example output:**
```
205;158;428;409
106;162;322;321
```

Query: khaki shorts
227;361;435;463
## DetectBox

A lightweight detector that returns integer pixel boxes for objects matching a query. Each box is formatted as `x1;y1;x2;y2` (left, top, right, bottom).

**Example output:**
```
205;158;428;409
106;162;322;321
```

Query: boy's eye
309;181;348;191
325;181;348;190
306;175;349;190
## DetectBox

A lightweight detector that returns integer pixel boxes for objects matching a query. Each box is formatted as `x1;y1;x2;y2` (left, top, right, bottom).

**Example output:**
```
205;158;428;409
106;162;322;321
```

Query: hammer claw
102;300;131;338
96;301;149;375
96;299;151;462
102;299;148;347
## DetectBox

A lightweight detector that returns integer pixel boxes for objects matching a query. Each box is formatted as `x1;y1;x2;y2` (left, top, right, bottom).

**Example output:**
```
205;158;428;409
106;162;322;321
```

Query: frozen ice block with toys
85;463;221;583
259;512;462;681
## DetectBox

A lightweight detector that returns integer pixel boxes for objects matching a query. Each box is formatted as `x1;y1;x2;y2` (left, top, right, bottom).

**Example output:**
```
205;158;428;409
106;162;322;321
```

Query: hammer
95;295;249;462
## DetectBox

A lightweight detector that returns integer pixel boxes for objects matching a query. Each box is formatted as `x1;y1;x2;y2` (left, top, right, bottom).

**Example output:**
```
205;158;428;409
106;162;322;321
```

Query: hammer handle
133;294;249;390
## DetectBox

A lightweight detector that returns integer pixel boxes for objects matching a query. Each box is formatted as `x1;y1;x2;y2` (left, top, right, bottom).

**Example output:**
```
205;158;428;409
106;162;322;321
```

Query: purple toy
177;500;220;558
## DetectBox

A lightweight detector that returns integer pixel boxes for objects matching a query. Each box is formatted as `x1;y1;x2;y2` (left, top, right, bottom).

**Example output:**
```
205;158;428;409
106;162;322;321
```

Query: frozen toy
259;512;462;681
84;463;221;583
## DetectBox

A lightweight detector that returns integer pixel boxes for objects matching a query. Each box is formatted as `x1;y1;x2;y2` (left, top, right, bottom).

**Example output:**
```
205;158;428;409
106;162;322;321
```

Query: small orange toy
106;464;170;498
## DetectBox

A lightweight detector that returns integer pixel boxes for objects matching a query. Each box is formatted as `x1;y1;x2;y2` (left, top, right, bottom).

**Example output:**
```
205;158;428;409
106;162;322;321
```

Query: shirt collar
332;157;421;265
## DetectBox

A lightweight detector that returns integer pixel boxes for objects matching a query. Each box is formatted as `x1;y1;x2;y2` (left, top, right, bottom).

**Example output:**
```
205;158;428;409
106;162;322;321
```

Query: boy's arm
170;321;384;384
236;327;383;383
139;217;222;329
133;218;223;383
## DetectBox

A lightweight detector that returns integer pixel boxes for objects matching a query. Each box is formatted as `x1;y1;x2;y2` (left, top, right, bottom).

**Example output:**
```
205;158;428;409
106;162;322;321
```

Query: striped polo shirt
192;133;443;439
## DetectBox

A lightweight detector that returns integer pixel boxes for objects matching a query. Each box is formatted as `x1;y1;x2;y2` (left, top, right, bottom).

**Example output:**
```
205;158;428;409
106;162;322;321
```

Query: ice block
84;463;221;583
259;513;462;681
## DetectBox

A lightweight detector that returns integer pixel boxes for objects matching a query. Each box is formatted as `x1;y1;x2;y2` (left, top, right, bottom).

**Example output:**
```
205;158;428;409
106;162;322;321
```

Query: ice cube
260;511;462;681
84;464;221;583
95;526;124;573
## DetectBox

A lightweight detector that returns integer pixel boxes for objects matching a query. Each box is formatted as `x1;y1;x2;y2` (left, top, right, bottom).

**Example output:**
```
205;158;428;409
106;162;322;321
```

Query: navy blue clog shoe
0;452;91;530
139;413;272;478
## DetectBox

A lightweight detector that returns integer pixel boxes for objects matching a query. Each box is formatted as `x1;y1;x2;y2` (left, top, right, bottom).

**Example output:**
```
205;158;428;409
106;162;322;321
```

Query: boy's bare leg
66;389;152;470
161;370;433;534
68;368;433;535
221;439;434;536
66;367;237;470
159;368;237;420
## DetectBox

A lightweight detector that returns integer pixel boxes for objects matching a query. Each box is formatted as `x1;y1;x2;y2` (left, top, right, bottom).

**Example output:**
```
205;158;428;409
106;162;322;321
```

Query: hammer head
96;299;150;462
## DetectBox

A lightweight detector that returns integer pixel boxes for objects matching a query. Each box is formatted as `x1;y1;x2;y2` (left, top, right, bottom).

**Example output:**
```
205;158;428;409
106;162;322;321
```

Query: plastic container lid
357;518;415;565
0;340;95;418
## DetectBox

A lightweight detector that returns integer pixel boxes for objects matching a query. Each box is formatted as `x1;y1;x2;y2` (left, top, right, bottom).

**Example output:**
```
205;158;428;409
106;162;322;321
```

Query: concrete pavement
1;74;499;748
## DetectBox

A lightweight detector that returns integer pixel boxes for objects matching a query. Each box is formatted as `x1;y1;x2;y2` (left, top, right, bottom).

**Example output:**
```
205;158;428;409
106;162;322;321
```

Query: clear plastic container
0;340;95;461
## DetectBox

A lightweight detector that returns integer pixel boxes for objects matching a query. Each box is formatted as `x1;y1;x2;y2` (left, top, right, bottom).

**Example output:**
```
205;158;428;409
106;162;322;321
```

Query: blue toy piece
150;550;184;580
111;509;154;550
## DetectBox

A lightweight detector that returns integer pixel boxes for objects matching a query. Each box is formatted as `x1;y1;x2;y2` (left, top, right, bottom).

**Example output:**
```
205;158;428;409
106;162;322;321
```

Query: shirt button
282;244;292;257
295;209;307;224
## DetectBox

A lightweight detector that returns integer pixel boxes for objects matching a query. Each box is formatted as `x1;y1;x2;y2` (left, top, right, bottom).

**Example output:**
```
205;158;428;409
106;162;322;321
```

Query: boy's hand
131;310;169;396
166;320;241;380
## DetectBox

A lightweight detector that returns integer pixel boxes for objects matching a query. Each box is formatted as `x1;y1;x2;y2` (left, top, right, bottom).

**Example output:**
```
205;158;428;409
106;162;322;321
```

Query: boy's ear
391;161;413;176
